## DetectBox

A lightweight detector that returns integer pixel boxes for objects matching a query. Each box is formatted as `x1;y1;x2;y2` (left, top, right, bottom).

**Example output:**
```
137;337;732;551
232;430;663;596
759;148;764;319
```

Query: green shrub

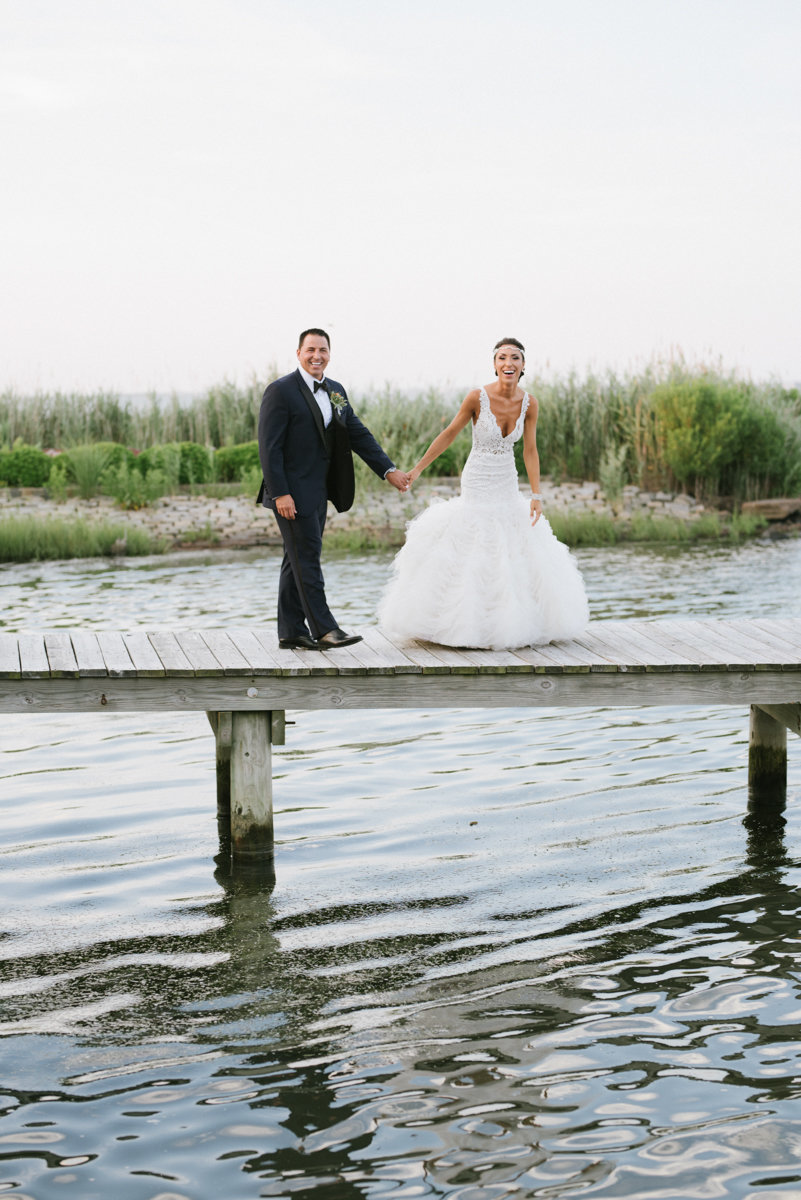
135;443;181;493
178;441;213;485
647;379;801;500
102;461;167;509
0;444;52;487
649;381;745;498
240;464;263;496
46;460;69;502
214;441;260;482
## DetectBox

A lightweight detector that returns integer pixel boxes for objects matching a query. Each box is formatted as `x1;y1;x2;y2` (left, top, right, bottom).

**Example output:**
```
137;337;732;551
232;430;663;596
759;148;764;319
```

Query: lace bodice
473;386;529;455
459;387;530;505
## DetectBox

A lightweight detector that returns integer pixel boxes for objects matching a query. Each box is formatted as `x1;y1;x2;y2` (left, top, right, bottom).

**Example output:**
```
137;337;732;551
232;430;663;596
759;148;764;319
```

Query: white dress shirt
297;364;333;428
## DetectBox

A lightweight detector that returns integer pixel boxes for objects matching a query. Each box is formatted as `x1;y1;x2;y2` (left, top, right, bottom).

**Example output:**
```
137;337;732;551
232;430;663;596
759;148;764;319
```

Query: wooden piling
230;710;274;864
748;704;787;815
207;710;233;821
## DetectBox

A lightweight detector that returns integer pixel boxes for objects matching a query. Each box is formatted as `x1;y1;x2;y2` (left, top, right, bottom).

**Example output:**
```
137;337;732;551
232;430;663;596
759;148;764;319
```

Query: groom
257;328;410;650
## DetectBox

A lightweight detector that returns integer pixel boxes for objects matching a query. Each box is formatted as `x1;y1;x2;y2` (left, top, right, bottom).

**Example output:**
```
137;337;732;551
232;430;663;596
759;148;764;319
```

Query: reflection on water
1;539;801;1198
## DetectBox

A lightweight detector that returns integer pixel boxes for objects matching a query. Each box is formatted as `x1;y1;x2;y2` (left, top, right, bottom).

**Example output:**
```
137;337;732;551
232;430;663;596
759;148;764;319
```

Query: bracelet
531;493;543;500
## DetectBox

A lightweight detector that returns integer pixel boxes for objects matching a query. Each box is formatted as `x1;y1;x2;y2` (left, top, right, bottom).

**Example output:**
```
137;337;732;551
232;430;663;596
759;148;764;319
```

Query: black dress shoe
317;629;363;649
278;634;322;650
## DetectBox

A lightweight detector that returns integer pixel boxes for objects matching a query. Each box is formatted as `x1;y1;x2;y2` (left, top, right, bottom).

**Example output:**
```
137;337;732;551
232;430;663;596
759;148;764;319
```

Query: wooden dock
2;618;800;865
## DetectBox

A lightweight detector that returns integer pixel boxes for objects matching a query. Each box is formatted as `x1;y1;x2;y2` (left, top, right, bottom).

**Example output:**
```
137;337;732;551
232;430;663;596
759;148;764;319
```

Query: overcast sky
2;0;799;397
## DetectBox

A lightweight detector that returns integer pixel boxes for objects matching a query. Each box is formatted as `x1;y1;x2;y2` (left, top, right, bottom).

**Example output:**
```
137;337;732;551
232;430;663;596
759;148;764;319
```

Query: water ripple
2;542;801;1196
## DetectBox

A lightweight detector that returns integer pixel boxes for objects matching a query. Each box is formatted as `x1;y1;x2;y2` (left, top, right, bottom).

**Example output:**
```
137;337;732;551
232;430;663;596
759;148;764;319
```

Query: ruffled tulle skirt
378;492;589;650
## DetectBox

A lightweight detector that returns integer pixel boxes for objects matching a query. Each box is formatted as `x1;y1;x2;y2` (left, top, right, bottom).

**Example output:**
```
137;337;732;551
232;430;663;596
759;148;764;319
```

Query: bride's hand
530;497;543;525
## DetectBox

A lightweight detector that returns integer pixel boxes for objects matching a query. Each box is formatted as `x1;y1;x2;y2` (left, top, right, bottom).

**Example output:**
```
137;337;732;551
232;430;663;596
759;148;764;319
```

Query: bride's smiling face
494;345;525;382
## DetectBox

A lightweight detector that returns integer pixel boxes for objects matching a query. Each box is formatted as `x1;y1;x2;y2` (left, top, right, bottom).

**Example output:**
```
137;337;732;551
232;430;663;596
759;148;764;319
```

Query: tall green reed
3;358;799;503
0;516;162;561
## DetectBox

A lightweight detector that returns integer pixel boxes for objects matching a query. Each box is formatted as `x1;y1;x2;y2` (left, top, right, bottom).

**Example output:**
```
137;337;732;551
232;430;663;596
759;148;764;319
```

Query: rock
741;498;801;521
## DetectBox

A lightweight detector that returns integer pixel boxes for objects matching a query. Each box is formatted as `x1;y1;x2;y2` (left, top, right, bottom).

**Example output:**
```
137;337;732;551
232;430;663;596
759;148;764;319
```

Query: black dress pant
274;497;337;640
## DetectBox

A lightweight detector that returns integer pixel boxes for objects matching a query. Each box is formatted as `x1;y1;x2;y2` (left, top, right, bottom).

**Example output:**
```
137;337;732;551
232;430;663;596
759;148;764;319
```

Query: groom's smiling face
297;335;330;380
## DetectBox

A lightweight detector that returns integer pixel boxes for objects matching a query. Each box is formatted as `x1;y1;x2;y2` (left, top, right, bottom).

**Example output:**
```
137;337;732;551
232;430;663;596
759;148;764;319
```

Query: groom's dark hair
298;327;330;349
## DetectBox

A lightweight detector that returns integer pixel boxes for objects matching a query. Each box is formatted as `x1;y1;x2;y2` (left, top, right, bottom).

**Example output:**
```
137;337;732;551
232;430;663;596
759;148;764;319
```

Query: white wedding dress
378;388;589;650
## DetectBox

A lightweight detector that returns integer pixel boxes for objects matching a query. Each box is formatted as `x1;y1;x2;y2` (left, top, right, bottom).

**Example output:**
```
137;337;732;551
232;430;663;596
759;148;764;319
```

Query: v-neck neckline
482;387;525;438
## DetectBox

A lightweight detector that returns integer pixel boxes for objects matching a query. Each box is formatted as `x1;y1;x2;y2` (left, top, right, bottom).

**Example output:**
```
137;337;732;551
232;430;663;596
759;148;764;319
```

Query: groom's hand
275;493;296;519
386;469;411;492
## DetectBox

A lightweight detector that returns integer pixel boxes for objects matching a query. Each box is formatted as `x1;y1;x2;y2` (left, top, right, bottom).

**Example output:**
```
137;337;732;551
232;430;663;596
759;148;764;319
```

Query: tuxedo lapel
294;370;328;449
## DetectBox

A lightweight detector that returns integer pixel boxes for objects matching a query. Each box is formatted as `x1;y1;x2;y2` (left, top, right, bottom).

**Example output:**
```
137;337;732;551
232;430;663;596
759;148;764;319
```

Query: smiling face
297;333;330;380
494;343;525;383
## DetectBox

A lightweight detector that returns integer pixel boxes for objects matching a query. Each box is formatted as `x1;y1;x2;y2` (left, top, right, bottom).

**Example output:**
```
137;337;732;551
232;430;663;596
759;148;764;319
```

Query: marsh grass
0;372;279;449
547;508;769;547
324;528;405;553
3;357;799;504
0;516;164;561
178;522;220;544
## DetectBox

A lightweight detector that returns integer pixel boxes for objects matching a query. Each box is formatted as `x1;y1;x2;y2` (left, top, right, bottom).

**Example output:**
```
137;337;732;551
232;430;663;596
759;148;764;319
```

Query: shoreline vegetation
0;488;776;564
1;358;799;562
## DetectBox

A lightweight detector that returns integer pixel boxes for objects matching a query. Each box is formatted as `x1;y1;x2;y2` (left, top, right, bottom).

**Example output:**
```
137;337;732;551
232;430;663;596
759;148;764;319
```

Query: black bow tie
313;380;327;394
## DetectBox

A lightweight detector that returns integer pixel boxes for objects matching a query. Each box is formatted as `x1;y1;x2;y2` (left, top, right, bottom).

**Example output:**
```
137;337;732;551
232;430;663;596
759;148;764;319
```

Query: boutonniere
329;391;348;414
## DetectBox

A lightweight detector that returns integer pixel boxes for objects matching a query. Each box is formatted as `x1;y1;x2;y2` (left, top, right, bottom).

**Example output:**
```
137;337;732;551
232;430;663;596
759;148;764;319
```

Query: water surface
1;539;801;1199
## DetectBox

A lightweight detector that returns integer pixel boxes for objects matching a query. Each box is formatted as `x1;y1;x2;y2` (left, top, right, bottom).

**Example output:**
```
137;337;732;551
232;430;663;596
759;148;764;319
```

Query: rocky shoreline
0;478;736;552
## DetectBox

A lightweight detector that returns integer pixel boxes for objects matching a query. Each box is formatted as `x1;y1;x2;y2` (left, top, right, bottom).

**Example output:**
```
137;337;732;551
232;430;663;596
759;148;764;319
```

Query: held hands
386;469;412;492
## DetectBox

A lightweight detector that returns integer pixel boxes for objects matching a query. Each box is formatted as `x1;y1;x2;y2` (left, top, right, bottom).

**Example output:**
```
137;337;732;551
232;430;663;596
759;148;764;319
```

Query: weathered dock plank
147;631;194;676
225;629;282;674
3;619;801;698
200;630;253;675
18;633;50;678
121;631;165;676
97;631;138;678
0;633;20;678
70;631;107;677
174;630;224;675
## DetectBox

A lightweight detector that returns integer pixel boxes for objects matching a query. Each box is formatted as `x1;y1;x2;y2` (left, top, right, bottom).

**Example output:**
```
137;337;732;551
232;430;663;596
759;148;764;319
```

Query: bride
378;337;589;650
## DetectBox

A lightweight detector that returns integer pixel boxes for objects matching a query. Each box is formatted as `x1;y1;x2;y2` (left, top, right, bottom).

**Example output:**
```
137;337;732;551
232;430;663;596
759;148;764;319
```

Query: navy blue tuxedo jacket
257;369;393;515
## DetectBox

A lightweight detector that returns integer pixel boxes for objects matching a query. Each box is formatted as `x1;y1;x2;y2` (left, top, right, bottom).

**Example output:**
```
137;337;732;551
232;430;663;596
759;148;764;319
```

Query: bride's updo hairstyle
493;336;525;377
